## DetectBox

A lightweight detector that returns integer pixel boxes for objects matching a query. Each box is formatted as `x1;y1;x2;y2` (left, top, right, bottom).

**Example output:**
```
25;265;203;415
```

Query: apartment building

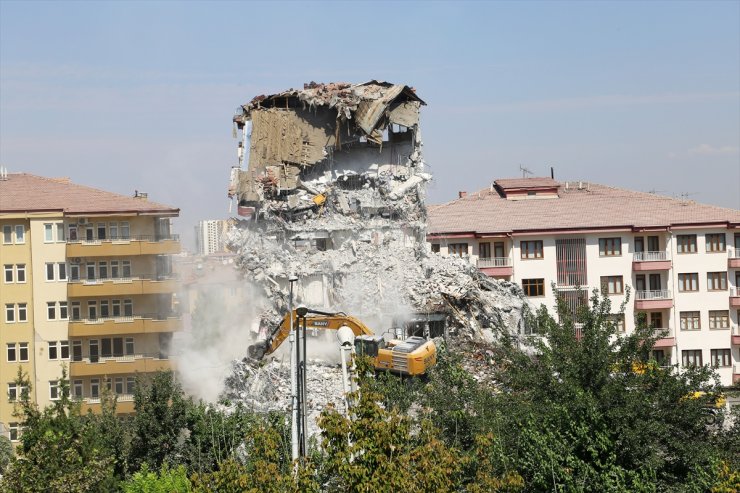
0;173;180;440
428;177;740;387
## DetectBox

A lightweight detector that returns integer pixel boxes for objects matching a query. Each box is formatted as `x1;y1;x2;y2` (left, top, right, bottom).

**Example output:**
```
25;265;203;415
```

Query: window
16;264;25;283
682;350;703;367
680;311;701;331
101;338;112;358
9;423;20;441
678;273;699;292
705;233;726;252
600;276;624;295
123;299;133;317
58;263;67;281
90;379;100;399
89;340;99;363
47;302;56;320
708;311;729;329
7;383;18;402
113;337;123;357
122;260;132;278
15;225;25;244
710;349;731;367
71;302;81;321
56;223;65;242
46;262;55;281
114;377;124;394
70;263;80;281
109;223;118;239
19;343;28;361
97;223;106;240
5;304;15;323
707;272;727;291
448;243;468;256
677;234;697;253
111;261;120;278
521;278;545;297
87;301;97;320
608;314;625;332
59;302;68;320
649;312;663;329
86;263;96;281
126;377;135;394
112;300;121;317
44;223;53;242
49;381;60;400
2;225;11;244
49;341;59;360
72;341;82;362
7;343;16;362
98;261;108;279
68;224;78;241
521;240;543;259
17;303;27;322
100;300;109;319
125;337;134;355
73;380;83;399
120;222;130;239
60;341;69;359
3;264;12;283
599;237;622;256
652;350;667;366
479;242;491;259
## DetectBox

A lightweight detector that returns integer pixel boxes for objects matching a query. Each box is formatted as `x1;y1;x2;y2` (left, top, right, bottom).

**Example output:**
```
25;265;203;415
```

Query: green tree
0;436;13;474
122;464;191;493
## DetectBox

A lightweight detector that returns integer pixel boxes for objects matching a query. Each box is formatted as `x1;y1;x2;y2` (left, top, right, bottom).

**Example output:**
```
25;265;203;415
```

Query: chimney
458;191;467;198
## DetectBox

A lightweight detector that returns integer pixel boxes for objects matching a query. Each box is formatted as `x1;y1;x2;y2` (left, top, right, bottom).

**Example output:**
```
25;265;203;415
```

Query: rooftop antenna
647;189;666;195
677;192;697;205
519;165;533;178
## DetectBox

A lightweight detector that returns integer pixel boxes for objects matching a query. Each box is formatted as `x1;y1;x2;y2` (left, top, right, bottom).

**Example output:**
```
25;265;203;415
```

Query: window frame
679;311;701;331
676;234;697;254
600;275;624;295
16;264;26;283
44;223;54;243
14;225;25;244
521;278;545;297
3;264;13;283
710;349;731;367
2;225;12;244
520;240;544;259
598;237;622;257
706;272;727;291
17;303;27;322
681;349;703;367
448;243;469;256
5;304;15;323
708;310;729;329
678;273;699;292
705;233;726;252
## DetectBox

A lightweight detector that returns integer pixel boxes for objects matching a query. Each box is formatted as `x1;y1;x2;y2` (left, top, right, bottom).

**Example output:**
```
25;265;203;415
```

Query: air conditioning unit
70;258;82;264
77;218;88;225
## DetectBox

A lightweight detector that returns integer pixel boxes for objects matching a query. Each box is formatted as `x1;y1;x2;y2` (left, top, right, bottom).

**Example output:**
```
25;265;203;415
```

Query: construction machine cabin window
599;237;622;256
520;240;543;259
448;243;468;256
522;278;544;297
705;233;726;252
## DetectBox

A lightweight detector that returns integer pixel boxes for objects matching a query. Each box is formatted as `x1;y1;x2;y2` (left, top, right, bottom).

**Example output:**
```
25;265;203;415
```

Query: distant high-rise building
195;220;231;255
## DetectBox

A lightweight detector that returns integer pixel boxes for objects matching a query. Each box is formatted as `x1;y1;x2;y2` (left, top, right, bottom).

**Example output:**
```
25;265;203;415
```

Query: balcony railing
652;326;675;338
84;393;134;405
68;274;178;285
729;248;740;259
70;313;178;324
635;289;671;300
72;352;169;364
633;251;668;262
67;234;180;244
477;257;511;268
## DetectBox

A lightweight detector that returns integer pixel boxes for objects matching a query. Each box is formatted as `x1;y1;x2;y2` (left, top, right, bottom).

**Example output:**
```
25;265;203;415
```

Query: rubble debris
221;81;529;435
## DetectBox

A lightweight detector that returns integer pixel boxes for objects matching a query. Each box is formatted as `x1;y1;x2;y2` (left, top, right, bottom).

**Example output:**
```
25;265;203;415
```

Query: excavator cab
354;335;386;358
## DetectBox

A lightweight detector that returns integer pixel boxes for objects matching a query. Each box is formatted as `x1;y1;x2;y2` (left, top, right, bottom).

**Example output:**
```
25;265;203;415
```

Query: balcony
69;354;173;377
67;234;180;258
632;251;671;271
732;326;740;346
728;248;740;268
477;257;513;277
68;315;181;337
634;289;673;310
731;287;740;308
81;394;135;414
67;276;179;297
734;363;740;385
652;326;675;348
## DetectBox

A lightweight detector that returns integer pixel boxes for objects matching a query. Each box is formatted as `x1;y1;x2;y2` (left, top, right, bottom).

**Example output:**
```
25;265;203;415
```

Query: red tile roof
0;173;179;216
428;181;740;235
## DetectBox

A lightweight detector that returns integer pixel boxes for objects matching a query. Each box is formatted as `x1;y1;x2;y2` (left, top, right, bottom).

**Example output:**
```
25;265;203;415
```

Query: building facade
194;219;231;255
428;178;740;387
0;173;180;441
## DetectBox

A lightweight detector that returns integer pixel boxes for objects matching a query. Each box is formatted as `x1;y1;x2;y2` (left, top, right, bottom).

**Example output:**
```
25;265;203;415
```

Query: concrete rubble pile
221;81;528;426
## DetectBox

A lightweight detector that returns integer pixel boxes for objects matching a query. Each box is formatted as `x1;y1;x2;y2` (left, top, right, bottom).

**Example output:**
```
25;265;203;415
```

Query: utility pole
288;275;299;462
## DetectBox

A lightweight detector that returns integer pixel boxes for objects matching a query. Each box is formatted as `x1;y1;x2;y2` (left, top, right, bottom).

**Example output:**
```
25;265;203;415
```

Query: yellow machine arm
248;308;374;360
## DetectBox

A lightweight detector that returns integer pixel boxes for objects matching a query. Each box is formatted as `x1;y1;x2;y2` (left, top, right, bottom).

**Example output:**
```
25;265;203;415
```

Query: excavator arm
248;308;374;360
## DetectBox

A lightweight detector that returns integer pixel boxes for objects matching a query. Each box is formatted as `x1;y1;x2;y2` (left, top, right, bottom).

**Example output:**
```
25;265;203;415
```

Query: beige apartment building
428;177;740;387
0;173;180;441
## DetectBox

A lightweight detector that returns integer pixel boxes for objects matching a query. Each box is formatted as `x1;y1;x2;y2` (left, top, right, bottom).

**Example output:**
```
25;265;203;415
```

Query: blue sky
1;1;738;249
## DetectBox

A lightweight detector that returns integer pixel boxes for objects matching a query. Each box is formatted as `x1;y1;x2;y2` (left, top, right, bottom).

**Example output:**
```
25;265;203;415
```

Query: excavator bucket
247;341;268;360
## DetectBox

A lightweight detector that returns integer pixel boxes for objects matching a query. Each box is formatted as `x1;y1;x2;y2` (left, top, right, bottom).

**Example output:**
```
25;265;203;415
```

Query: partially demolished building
226;80;526;339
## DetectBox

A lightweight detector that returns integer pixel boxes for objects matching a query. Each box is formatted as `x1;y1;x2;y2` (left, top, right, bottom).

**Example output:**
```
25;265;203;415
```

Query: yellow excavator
247;308;437;376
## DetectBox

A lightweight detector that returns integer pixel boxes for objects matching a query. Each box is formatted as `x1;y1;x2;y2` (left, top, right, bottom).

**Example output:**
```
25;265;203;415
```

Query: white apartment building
195;219;231;255
428;177;740;387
